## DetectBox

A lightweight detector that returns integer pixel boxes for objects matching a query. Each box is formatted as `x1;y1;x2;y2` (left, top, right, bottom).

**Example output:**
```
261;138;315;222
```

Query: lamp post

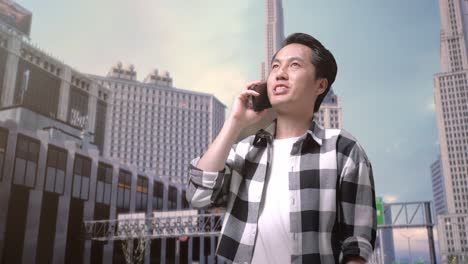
399;232;414;264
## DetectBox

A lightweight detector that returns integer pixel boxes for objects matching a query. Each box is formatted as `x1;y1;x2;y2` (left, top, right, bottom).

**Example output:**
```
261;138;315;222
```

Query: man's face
267;43;327;118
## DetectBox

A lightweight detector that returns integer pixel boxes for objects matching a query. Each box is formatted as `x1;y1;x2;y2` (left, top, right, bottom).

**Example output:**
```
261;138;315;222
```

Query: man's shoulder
334;128;370;163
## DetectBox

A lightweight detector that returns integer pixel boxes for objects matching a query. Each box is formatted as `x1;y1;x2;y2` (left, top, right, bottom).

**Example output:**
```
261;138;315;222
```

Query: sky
17;0;444;260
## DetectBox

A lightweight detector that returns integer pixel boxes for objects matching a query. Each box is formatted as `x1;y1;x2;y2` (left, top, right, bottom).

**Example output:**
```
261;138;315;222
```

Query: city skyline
17;0;441;216
5;0;449;262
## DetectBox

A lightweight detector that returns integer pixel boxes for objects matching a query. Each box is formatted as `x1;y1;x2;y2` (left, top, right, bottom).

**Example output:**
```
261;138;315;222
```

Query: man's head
266;33;337;119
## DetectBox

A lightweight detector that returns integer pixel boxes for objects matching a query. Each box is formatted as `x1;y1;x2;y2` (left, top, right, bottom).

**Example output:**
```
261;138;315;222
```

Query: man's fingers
243;80;263;91
240;90;260;98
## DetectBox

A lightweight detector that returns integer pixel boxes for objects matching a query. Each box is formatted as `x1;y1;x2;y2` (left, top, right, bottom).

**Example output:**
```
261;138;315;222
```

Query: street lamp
399;232;414;264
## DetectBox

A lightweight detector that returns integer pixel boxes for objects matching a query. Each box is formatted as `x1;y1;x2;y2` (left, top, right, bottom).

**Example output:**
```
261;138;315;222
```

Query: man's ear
316;78;328;96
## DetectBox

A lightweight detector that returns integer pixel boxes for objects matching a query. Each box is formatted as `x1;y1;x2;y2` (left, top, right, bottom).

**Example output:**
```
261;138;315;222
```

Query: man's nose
275;65;288;80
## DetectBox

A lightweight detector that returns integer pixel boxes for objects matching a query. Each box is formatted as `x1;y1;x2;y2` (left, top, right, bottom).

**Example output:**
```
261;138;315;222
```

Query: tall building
314;89;343;129
434;0;468;262
0;20;110;156
431;155;448;218
261;0;284;80
89;64;226;185
0;3;219;263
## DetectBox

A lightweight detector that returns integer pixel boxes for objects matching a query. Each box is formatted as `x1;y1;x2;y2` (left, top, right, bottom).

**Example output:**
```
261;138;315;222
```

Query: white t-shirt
251;135;302;264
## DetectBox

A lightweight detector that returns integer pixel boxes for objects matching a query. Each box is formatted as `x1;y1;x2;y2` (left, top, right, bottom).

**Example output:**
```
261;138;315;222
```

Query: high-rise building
431;155;448;218
262;0;284;80
89;64;226;185
434;0;468;262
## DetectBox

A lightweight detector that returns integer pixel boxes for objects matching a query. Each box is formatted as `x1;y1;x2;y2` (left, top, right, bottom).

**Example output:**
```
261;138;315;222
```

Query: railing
83;212;224;241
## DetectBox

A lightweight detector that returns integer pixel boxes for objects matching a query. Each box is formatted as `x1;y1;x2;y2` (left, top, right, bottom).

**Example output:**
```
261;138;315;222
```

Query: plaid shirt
186;119;376;264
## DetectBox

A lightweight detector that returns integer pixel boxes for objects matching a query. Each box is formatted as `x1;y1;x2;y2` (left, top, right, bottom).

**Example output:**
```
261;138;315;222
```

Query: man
186;33;376;264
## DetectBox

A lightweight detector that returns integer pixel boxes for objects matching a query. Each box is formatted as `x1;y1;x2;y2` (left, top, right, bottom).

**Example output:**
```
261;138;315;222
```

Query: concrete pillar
161;182;169;263
102;159;120;263
129;168;137;213
82;149;99;264
144;178;154;264
52;140;76;264
57;67;71;122
103;90;113;158
87;83;98;135
21;130;49;263
1;37;20;107
0;122;18;261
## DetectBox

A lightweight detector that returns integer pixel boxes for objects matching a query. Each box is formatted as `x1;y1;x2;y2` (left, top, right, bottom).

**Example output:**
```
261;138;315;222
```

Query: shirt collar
253;118;324;147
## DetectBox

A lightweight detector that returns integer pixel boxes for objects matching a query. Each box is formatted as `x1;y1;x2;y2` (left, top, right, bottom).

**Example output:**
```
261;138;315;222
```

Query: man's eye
272;64;279;69
291;62;300;67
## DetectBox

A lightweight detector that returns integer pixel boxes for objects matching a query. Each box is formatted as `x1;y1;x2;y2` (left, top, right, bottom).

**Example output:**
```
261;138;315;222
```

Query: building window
44;145;67;194
72;155;92;200
13;134;40;188
168;186;178;210
136;176;148;212
117;170;132;209
0;128;8;181
153;181;164;211
96;163;113;205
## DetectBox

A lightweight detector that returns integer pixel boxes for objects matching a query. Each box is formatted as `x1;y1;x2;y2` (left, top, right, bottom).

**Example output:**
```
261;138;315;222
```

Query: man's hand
228;80;272;131
344;256;366;264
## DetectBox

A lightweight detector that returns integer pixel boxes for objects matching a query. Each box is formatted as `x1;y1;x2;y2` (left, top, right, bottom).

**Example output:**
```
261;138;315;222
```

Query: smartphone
247;82;272;112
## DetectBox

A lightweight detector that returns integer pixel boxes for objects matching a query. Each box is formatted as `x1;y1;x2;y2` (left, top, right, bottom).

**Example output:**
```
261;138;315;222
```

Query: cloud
426;96;436;112
384;139;404;153
383;194;399;203
125;0;255;115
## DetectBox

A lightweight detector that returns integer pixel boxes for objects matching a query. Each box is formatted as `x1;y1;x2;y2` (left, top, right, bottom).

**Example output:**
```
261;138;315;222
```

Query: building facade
89;64;225;185
0;24;110;156
314;89;343;129
0;120;219;264
431;155;448;218
434;0;468;262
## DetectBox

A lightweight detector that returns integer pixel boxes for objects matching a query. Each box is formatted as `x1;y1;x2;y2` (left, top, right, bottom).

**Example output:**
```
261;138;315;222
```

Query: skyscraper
434;0;468;262
262;0;284;80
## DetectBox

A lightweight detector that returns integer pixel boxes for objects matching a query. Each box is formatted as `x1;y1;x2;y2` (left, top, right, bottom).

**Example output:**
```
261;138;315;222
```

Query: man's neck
275;115;312;139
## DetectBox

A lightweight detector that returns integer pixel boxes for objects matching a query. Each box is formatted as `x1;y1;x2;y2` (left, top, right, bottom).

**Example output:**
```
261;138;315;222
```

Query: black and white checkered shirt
186;119;376;263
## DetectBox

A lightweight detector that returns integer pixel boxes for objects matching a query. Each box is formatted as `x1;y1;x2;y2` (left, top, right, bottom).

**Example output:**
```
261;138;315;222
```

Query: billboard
376;196;384;226
0;0;32;36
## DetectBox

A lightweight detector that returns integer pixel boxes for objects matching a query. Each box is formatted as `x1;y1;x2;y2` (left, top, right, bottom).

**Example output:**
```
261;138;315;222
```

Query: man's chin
271;100;290;110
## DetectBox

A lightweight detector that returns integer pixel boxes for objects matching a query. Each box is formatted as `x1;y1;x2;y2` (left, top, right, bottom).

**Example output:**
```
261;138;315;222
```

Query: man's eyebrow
271;56;306;64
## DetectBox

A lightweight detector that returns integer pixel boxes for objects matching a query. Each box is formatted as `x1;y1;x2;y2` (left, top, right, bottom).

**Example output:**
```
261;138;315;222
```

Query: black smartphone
247;82;272;112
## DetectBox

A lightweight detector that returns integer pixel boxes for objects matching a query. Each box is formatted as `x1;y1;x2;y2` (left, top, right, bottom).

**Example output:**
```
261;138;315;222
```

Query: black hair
272;33;338;113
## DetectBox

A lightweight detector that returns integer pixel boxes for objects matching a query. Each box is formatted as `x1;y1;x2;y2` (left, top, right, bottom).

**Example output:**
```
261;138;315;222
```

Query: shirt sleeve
337;142;377;263
185;145;241;210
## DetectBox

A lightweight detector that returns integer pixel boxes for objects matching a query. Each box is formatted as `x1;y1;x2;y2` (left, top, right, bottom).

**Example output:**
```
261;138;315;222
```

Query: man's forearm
196;118;242;172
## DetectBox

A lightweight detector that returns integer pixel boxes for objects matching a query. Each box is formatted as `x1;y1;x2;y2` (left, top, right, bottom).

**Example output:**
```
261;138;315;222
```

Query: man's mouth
273;85;289;95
